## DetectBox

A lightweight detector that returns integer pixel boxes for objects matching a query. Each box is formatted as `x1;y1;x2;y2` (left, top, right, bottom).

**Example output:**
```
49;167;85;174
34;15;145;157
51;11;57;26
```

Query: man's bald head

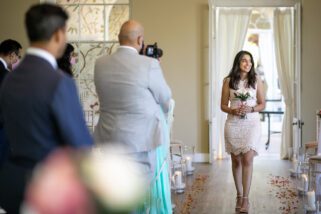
118;20;144;49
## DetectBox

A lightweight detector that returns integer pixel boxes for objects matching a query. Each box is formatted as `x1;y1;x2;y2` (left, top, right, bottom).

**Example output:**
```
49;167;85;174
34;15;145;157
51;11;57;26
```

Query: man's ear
56;29;63;43
51;30;60;44
137;36;144;47
53;27;66;44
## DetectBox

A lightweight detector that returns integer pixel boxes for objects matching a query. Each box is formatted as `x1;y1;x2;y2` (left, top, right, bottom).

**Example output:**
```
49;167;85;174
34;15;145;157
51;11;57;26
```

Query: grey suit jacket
94;47;172;152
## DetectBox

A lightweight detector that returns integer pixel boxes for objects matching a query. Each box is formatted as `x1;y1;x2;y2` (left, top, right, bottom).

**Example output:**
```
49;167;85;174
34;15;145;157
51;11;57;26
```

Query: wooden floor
172;156;305;214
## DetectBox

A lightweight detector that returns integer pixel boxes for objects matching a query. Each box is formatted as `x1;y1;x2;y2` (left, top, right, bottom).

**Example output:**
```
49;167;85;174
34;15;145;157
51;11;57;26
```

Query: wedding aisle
172;158;304;214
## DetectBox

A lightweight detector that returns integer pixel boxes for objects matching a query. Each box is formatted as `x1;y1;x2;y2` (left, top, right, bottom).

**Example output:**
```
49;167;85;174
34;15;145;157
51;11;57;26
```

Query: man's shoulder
3;59;64;94
56;71;75;86
139;54;158;63
96;50;152;64
95;53;113;66
0;64;8;77
126;53;160;68
95;50;161;74
17;55;57;74
0;61;6;71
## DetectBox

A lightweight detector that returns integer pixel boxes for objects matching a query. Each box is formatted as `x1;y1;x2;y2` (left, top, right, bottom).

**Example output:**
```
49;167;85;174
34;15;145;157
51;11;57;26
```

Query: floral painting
57;0;130;128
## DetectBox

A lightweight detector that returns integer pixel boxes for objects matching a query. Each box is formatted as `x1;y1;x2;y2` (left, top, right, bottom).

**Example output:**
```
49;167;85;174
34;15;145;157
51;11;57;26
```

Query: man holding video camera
94;20;171;179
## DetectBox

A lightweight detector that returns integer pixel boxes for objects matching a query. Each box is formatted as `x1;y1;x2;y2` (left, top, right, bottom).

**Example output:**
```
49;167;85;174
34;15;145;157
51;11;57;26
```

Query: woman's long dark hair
57;43;74;76
226;50;257;90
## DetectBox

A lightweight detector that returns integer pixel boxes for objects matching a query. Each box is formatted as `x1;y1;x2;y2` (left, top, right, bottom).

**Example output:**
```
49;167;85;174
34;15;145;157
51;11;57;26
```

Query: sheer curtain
258;30;278;99
212;8;251;159
273;8;294;159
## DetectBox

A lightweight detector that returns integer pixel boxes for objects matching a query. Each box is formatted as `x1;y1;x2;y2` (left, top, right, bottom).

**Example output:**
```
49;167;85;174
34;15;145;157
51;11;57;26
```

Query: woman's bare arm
221;78;240;115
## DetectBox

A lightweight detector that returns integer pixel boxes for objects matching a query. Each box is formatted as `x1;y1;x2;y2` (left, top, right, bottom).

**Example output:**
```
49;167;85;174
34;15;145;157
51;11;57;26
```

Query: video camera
140;42;163;59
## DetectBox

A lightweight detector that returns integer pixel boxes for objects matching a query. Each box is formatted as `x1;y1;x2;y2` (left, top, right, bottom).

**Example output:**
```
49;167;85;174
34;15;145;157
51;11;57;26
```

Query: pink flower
25;149;94;214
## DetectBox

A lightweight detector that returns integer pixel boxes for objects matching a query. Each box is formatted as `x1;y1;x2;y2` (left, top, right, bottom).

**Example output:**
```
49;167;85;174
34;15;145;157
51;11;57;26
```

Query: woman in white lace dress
221;51;265;213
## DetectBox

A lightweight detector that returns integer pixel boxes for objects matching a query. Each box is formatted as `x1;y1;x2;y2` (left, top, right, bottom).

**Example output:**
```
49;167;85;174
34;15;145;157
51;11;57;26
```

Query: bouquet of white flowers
234;88;253;119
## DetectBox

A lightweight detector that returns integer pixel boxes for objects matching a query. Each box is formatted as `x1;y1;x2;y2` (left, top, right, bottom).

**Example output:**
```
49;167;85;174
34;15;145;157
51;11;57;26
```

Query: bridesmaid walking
221;51;265;213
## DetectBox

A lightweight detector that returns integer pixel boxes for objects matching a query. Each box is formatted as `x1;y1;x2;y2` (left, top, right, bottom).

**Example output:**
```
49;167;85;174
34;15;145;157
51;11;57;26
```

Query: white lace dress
224;80;261;156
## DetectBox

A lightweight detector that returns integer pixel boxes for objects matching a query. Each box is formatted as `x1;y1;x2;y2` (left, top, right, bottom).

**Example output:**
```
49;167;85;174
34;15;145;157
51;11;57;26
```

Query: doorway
208;0;302;163
243;9;284;156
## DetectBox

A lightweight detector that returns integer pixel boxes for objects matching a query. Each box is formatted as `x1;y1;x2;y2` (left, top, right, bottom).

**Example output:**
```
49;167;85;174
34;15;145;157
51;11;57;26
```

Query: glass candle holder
172;171;185;194
183;145;195;175
297;173;309;196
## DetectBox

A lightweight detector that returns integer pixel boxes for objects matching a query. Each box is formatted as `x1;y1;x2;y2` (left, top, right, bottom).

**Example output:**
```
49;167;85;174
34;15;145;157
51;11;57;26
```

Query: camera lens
147;47;154;56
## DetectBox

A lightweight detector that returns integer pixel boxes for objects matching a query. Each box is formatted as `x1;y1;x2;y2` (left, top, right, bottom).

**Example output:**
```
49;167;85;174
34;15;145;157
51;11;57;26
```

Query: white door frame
208;0;302;163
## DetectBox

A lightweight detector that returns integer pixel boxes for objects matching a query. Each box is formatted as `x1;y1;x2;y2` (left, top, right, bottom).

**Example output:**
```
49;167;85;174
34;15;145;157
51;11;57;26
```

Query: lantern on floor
170;162;185;194
297;173;308;195
183;145;195;175
306;155;321;212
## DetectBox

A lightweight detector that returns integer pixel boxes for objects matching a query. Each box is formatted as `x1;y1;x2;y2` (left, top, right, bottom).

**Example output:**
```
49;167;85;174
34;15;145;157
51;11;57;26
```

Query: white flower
236;88;248;95
248;90;255;98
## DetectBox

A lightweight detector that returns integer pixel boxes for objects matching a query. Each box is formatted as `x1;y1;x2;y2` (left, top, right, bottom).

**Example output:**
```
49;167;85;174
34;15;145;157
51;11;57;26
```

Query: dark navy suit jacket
0;55;93;213
0;54;93;164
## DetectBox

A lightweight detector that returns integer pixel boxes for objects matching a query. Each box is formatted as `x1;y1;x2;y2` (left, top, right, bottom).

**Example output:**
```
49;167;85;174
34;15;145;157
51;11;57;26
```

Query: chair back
84;109;95;133
167;99;175;135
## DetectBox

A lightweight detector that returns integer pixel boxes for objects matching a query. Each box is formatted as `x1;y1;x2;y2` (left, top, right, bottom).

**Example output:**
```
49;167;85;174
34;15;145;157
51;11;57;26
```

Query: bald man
94;20;172;179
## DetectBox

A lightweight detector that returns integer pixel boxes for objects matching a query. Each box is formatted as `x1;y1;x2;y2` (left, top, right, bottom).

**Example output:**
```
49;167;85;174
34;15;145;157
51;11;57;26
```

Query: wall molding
211;0;300;7
40;0;56;3
193;153;210;163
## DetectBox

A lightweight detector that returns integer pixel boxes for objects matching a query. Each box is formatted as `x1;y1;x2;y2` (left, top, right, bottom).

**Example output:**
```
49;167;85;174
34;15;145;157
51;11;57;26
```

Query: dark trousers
0;161;32;214
0;128;8;167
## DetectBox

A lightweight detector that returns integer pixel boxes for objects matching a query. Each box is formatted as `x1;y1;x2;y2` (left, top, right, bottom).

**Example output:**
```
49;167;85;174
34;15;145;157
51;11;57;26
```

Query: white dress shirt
0;57;8;70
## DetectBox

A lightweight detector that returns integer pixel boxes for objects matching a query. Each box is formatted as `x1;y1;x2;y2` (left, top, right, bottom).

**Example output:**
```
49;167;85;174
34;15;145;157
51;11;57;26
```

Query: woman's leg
231;153;243;208
241;150;255;209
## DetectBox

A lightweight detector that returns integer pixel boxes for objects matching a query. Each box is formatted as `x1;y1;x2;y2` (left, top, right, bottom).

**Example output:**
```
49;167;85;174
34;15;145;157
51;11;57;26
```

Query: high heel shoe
239;197;249;213
235;195;242;211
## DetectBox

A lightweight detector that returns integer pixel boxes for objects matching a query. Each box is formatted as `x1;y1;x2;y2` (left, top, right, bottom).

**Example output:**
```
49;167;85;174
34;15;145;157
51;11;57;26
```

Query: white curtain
273;8;294;159
212;8;251;159
258;31;279;99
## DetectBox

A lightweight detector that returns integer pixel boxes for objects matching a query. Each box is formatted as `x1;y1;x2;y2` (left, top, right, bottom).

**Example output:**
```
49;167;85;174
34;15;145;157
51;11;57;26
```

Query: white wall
0;0;38;50
301;0;321;143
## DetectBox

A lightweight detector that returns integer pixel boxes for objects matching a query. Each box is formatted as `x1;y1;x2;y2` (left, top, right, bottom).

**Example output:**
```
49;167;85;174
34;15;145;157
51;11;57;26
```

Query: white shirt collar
0;57;8;70
26;47;57;70
118;45;139;54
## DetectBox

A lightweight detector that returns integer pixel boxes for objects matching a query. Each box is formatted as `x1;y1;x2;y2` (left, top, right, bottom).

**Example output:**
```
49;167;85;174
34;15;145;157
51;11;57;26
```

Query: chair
297;141;319;175
299;115;321;174
167;99;195;176
84;109;95;134
308;155;321;199
167;100;183;162
305;141;318;161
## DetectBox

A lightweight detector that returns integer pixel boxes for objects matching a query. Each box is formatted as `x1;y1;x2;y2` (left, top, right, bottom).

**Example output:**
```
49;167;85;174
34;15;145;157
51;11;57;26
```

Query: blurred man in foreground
0;3;93;212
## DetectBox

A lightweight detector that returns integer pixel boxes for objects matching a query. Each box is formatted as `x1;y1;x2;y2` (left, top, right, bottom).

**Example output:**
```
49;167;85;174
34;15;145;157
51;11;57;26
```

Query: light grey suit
94;46;171;177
